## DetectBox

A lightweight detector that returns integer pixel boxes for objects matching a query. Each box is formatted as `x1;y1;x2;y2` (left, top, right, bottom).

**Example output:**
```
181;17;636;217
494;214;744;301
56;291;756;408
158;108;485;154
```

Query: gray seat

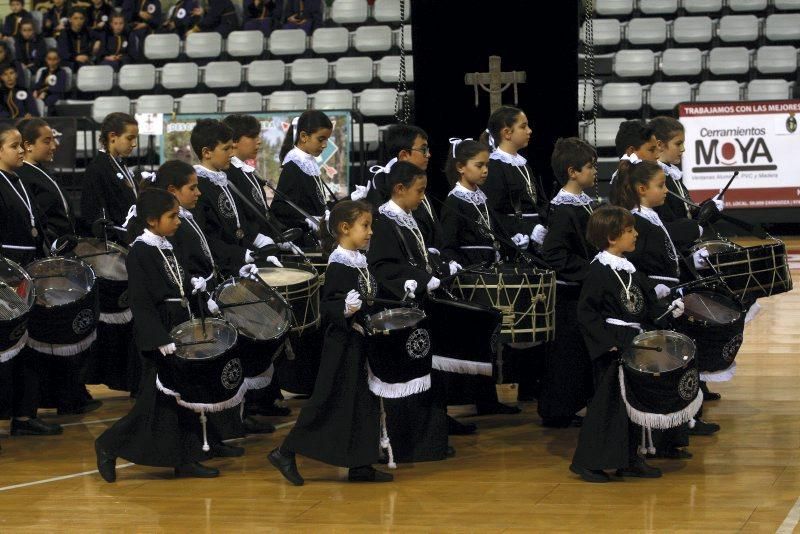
119;64;156;92
683;0;723;13
76;65;114;92
661;48;703;77
246;59;286;87
394;25;412;51
718;15;760;43
266;91;308;111
595;0;633;16
185;31;223;59
578;81;597;112
357;89;398;116
204;61;243;89
135;95;175;114
672;17;713;44
774;0;800;9
728;0;768;12
353;26;392;53
352;122;380;152
639;0;678;14
649;82;692;110
376;55;414;83
373;0;410;22
311;89;354;110
330;0;368;24
747;79;791;100
269;29;307;55
581;19;622;47
92;96;130;123
161;62;199;90
626;17;667;46
178;93;219;113
311;27;350;54
755;46;798;74
222;92;263;112
226;30;264;58
600;82;643;111
765;14;800;42
144;34;180;60
613;49;655;77
290;58;329;85
581;118;625;148
334;57;374;85
708;47;751;76
696;80;742;101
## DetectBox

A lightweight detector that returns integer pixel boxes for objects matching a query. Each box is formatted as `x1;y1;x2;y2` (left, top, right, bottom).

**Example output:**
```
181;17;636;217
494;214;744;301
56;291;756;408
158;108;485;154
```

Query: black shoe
541;414;583;428
447;416;477;436
57;399;103;416
11;417;63;436
174;462;220;478
648;447;693;460
95;442;116;483
569;463;610;483
243;416;275;434
211;442;245;458
701;382;722;401
476;402;521;416
688;419;720;436
268;448;304;486
348;465;393;483
445;445;456;458
616;458;662;478
247;403;291;417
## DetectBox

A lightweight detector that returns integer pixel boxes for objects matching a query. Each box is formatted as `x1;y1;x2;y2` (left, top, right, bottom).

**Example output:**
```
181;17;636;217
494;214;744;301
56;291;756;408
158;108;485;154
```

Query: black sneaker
211;443;245;458
268;448;304;486
616;458;662;478
174;462;220;478
445;445;456;458
700;382;721;401
348;465;393;483
95;441;116;483
11;418;63;436
688;419;720;436
569;463;610;483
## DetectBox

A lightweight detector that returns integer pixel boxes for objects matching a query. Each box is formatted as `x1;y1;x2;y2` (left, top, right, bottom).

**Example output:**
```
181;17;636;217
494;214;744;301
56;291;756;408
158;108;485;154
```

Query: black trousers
0;348;40;419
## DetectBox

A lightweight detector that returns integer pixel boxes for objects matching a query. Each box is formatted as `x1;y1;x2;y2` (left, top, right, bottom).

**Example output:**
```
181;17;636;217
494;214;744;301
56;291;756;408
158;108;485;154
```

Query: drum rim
624;329;696;374
368;307;426;333
213;277;292;341
24;256;97;307
0;254;35;314
170;317;239;360
689;238;741;254
257;261;319;287
71;237;129;257
681;290;744;325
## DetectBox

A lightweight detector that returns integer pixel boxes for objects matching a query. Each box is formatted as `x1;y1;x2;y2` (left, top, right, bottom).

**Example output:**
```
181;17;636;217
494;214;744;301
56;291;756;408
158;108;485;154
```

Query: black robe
0;170;45;265
654;162;702;251
80;151;137;238
412;197;443;252
18;161;75;240
270;161;328;249
627;211;682;285
225;162;285;239
482;156;546;237
439;190;507;266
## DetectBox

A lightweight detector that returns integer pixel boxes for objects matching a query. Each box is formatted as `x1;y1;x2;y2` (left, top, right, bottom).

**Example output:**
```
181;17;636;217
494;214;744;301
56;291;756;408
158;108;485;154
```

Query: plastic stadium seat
330;0;368;24
289;58;329;86
708;47;751;76
222;92;263;112
268;29;307;55
672;17;713;44
747;79;791;100
728;0;767;12
395;25;412;51
683;0;723;13
718;15;760;43
755;46;798;74
373;0;410;22
43;37;56;50
581;19;622;46
352;122;380;152
697;80;741;101
204;61;243;88
161;62;199;90
92;96;130;123
246;60;286;87
376;55;414;83
77;65;114;92
581;118;625;148
639;0;678;14
578;81;597;112
266;91;308;111
144;34;180;60
626;18;667;46
311;27;349;55
185;32;223;59
649;82;692;110
357;89;398;116
334;57;374;85
595;0;633;16
774;0;800;10
661;48;703;77
311;89;354;110
119;64;156;91
178;93;218;113
135;95;175;114
30;10;42;33
353;26;392;53
600;83;643;111
226;30;264;58
765;14;800;42
613;49;655;77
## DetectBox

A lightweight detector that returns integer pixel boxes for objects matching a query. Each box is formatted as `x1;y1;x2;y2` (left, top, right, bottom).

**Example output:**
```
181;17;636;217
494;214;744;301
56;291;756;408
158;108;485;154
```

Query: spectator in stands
275;0;321;34
43;0;70;39
57;9;93;70
161;0;198;38
15;20;47;75
33;48;68;112
87;0;115;41
2;0;33;40
122;0;162;61
0;40;25;82
188;0;239;38
95;13;131;70
0;63;39;118
243;0;275;35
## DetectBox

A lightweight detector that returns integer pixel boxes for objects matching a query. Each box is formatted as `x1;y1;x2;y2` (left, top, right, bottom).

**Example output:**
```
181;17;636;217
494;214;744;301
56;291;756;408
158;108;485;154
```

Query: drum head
683;291;742;325
70;238;128;281
25;257;95;308
258;262;317;287
691;239;740;256
0;256;33;320
171;318;238;360
624;330;696;374
368;307;426;332
214;278;291;341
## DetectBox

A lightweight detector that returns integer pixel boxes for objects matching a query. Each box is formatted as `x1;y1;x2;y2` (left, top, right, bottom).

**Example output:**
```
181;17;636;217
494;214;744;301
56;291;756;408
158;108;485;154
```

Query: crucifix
465;56;527;113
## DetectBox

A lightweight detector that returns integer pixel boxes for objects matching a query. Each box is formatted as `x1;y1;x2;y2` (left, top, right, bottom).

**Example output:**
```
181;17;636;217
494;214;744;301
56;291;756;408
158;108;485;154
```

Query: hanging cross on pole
465;56;527;114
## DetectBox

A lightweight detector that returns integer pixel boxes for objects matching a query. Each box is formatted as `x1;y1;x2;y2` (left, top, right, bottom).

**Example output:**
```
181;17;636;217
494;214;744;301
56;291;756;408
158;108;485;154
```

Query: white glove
448;260;462;276
653;283;671;300
403;279;417;299
253;233;274;249
530;224;548;246
245;249;255;263
158;343;176;356
265;255;283;267
305;217;319;232
239;263;259;279
207;297;220;315
692;247;710;269
190;276;207;294
278;241;305;256
344;289;362;317
426;276;440;293
427;247;440;255
512;233;530;248
350;184;369;201
670;298;685;319
713;192;725;212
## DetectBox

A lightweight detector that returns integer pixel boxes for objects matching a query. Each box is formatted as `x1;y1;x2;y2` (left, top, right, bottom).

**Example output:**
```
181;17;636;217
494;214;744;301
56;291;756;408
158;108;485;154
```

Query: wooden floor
1;238;799;533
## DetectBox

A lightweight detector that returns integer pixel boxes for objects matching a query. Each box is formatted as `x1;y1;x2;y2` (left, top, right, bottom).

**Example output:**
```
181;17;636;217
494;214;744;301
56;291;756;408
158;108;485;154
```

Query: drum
0;255;34;361
676;290;744;381
451;264;556;344
67;238;130;323
705;240;793;299
213;276;291;388
619;330;702;430
257;262;320;333
365;307;432;398
24;257;99;356
426;296;502;377
280;251;328;281
689;238;741;257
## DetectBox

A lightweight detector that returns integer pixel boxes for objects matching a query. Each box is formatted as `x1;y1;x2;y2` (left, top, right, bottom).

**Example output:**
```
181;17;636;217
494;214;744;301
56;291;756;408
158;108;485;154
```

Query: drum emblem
72;309;96;335
117;290;129;309
620;285;644;315
218;194;235;220
405;328;431;359
221;358;243;390
678;368;699;401
722;333;743;363
9;322;26;341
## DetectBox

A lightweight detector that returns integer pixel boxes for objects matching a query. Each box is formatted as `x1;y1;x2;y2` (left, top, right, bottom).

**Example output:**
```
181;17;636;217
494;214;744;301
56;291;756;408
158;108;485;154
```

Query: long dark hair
609;160;662;210
16;117;50;148
444;139;490;186
480;105;524;149
100;112;137;149
139;159;195;192
278;110;333;161
127;188;179;239
649;116;684;144
319;199;372;255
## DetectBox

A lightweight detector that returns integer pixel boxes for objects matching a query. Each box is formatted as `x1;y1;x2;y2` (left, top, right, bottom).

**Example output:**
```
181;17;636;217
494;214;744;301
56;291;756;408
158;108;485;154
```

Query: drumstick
655;304;678;322
632;344;663;352
436;261;491;285
176;339;218;347
333;292;414;308
717;171;739;199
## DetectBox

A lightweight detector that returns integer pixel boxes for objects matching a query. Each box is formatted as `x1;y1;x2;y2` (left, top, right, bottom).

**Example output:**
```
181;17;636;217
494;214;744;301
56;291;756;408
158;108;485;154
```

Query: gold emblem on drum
406;328;431;359
221;357;243;390
72;309;96;335
218;194;235;220
678;368;699;401
722;334;743;363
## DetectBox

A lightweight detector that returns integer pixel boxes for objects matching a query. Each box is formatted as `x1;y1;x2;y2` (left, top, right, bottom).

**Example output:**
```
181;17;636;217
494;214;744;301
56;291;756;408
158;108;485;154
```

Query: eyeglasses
409;146;431;156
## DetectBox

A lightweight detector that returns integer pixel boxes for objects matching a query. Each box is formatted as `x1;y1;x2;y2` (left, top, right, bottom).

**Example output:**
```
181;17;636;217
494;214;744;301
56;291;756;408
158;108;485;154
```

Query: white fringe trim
432;355;492;376
745;302;762;325
99;309;132;324
245;363;275;391
700;362;737;383
618;366;703;430
0;332;28;364
367;364;431;399
156;375;247;413
27;329;97;357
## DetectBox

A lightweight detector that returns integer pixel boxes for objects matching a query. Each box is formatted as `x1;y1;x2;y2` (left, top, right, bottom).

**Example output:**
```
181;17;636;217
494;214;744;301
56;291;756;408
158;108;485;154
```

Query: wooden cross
465;56;527;113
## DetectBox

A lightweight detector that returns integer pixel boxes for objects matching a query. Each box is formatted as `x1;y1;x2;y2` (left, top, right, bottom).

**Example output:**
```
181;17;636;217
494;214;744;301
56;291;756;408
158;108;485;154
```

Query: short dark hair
126;188;179;239
609;160;663;210
649;116;684;143
614;119;655;156
382;123;427;162
386;160;426;194
99;112;137;149
16;117;50;147
444;138;490;186
586;204;636;251
0;62;16;75
222;114;261;142
190;119;233;160
550;137;597;183
139;159;196;192
278;110;333;161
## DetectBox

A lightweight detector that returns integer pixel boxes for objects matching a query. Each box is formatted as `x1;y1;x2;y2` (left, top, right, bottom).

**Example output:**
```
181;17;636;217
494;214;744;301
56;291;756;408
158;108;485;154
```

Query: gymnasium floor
0;239;798;533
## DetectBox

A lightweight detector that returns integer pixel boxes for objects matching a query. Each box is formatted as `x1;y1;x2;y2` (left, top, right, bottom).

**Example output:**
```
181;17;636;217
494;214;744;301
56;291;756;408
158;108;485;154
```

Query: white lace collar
134;229;173;250
379;200;418;230
593;250;636;273
178;207;194;220
328;245;367;268
283;147;320;177
631;206;663;228
657;160;682;182
489;148;527;167
551;188;593;206
448;183;487;205
230;156;255;174
194;164;228;186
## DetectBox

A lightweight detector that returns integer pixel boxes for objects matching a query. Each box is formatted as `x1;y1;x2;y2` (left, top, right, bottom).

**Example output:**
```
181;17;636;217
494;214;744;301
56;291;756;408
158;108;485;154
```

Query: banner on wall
679;100;800;209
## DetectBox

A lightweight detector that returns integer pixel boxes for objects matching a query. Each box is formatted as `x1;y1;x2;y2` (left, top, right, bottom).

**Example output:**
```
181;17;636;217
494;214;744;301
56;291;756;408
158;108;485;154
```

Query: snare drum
67;238;130;323
0;255;34;362
257;262;320;333
689;238;741;257
705;240;793;299
280;251;328;281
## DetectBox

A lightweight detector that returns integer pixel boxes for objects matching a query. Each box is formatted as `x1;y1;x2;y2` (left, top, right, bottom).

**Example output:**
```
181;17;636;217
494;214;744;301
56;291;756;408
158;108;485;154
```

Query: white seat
626;18;667;46
649;82;692;110
600;83;643;111
353;26;392;53
144;34;180;60
135;95;175;114
697;80;741;101
718;15;760;43
185;32;223;59
747;79;791;100
30;10;42;33
661;48;703;76
161;62;199;90
581;118;625;148
290;58;329;85
373;0;410;22
76;65;114;92
266;91;308;111
43;37;56;50
119;64;156;91
774;0;800;10
311;27;349;54
613;49;655;77
578;81;597;112
226;30;264;58
246;59;286;87
683;0;723;13
595;0;633;16
376;55;414;83
352;122;380;152
334;57;374;85
672;17;713;44
269;29;307;55
581;19;622;46
708;47;751;75
755;46;798;74
394;25;412;51
178;93;219;113
92;96;131;123
357;89;398;116
311;89;354;110
639;0;678;14
728;0;767;12
222;92;263;112
204;61;243;88
765;14;800;42
330;0;368;24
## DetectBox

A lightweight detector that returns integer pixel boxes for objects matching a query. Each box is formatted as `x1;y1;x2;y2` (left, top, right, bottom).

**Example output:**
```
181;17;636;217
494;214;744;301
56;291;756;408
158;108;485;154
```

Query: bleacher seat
708;47;751;76
36;66;72;92
178;93;219;113
185;32;223;59
43;37;56;50
119;64;156;92
311;89;354;110
144;34;180;60
581;19;622;46
290;58;329;86
728;0;768;12
697;80;742;101
267;91;308;111
223;92;263;112
639;0;678;14
774;0;800;10
161;62;199;90
765;14;800;42
683;0;723;13
600;83;643;111
311;27;350;54
204;61;243;89
613;49;655;77
135;95;175;114
747;79;791;100
334;57;374;85
595;0;633;16
649;81;693;110
578;81;597;112
626;17;667;46
672;17;713;44
661;48;703;77
718;15;760;43
377;56;414;83
246;60;286;87
226;30;265;58
755;46;798;74
269;29;307;55
30;10;42;33
353;26;393;53
396;24;412;51
581;118;625;148
77;65;114;93
352;122;380;152
373;0;411;22
330;0;368;24
92;96;130;123
357;89;398;116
